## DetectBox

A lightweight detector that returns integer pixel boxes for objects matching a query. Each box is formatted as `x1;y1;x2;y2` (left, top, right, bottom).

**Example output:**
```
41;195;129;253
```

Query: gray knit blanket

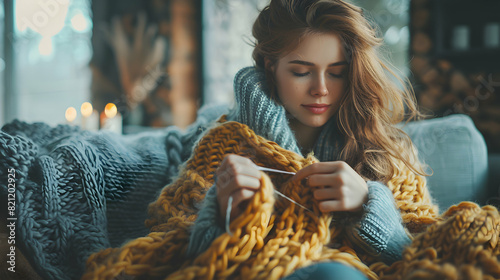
0;105;225;280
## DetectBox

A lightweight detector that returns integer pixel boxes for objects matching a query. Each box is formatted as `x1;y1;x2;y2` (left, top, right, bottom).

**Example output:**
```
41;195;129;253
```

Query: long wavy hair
252;0;428;182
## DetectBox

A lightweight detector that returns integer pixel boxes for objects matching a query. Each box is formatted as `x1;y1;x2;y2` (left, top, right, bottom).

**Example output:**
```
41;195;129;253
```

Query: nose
310;75;328;97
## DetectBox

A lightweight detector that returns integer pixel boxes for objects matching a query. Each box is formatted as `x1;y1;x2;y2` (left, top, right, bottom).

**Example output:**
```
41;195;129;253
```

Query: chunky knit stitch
0;104;227;280
374;202;500;279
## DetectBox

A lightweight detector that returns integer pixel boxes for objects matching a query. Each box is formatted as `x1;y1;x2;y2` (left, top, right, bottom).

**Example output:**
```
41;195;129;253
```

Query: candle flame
81;102;93;118
104;103;118;118
65;107;77;122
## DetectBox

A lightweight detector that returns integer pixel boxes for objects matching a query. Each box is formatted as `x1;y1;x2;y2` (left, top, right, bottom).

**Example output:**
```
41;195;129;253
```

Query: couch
401;114;500;212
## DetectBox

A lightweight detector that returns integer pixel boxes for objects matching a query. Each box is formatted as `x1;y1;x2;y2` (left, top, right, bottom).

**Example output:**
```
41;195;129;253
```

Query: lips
302;104;331;114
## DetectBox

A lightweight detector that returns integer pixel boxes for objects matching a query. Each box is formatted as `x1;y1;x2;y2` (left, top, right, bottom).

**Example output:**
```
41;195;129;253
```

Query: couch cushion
400;114;489;212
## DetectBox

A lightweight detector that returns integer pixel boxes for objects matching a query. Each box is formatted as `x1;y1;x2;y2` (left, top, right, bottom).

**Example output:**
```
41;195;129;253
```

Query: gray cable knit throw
0;105;225;280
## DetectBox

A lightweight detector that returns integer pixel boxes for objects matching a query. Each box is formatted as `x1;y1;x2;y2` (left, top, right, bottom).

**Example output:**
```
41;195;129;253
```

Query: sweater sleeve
186;185;226;258
347;181;411;265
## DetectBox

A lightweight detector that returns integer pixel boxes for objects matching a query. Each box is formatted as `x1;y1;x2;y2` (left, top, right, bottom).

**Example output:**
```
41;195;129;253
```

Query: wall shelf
433;0;500;73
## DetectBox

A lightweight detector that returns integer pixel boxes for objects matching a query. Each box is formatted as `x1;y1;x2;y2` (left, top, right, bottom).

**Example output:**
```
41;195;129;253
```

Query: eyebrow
288;60;348;67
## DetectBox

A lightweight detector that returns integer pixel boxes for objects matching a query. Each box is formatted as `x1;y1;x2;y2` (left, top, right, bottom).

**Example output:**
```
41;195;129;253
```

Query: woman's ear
264;57;275;72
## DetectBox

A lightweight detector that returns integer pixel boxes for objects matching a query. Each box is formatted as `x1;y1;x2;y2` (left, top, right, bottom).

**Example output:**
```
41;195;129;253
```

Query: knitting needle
226;196;234;236
254;165;297;175
253;164;312;212
274;189;313;212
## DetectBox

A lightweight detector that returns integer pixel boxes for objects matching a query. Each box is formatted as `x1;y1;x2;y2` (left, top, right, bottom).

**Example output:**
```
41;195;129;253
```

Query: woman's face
272;32;347;128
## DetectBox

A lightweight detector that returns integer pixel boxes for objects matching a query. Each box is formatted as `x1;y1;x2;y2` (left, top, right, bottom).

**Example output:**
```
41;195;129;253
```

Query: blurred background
0;0;499;153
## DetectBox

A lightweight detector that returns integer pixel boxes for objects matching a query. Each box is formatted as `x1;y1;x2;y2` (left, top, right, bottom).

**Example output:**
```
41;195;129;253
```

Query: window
349;0;411;78
202;0;268;105
2;0;92;126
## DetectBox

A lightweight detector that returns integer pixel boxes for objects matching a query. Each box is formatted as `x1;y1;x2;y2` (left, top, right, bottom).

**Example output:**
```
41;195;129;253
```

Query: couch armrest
400;114;489;212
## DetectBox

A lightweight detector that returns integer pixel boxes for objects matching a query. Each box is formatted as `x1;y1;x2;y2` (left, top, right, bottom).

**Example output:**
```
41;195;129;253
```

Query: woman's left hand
292;161;368;213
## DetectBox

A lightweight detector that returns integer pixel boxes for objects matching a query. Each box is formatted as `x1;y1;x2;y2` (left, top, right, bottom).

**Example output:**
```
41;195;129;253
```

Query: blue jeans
283;262;368;280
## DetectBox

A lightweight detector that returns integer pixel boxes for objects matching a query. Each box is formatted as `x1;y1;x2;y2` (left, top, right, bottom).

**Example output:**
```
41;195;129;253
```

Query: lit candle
65;107;77;125
100;103;123;134
80;102;99;131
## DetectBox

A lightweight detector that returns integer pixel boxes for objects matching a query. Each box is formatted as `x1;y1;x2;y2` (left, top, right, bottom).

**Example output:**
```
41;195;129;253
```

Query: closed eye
329;73;343;78
292;71;310;77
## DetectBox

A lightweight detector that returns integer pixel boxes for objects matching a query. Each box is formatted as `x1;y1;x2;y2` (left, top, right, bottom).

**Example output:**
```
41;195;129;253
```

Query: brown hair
252;0;428;182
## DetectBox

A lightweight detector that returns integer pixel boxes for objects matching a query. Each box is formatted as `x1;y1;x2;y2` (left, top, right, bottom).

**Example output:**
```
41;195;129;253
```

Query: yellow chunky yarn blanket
82;120;500;280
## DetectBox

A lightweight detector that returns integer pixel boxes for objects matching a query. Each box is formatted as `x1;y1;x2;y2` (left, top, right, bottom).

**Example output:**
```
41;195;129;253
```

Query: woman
187;0;427;279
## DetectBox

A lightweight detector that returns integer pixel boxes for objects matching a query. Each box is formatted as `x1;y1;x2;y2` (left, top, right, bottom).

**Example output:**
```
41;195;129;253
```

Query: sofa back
401;114;489;212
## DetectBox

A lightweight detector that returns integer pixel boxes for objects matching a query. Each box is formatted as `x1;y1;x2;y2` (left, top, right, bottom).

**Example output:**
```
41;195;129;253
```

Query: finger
215;168;232;189
307;173;342;187
226;154;256;168
233;175;260;190
230;189;256;209
220;154;261;179
293;162;346;181
313;187;341;201
217;174;260;198
217;187;254;216
246;166;262;180
318;200;346;213
217;166;261;187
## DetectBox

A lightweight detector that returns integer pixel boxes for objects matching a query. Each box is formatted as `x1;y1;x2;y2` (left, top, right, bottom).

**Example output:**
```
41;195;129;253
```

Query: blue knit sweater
187;67;411;265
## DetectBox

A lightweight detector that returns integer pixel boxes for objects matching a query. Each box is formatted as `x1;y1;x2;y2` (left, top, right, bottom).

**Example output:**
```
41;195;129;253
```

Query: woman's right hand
216;154;262;222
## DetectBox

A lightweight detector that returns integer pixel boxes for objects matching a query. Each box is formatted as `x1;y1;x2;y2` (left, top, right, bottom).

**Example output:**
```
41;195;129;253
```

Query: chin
304;118;329;128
